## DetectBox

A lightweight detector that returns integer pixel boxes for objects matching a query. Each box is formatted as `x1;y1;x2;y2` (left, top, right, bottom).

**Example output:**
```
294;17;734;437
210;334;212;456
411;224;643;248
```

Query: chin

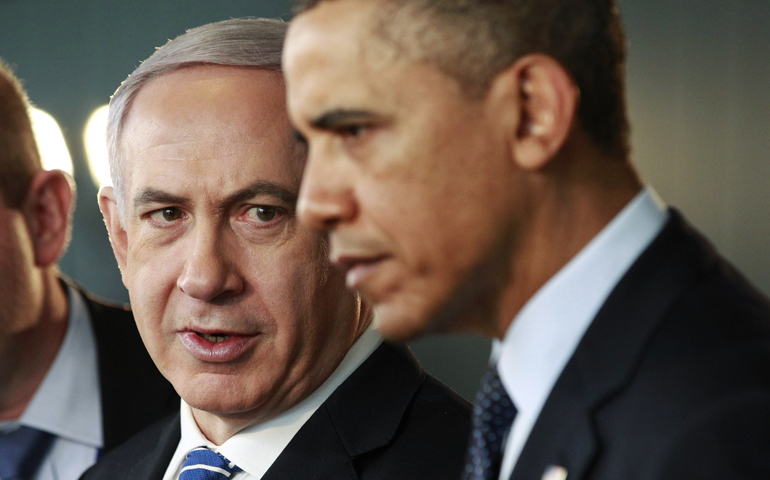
184;392;264;418
374;286;488;341
372;301;440;342
176;375;266;415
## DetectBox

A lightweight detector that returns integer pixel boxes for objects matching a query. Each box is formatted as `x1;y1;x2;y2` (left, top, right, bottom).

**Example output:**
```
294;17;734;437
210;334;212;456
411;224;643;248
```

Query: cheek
252;232;346;350
0;252;38;332
126;233;183;286
256;254;357;399
124;240;184;342
0;219;44;333
360;175;472;267
249;237;330;326
372;125;506;257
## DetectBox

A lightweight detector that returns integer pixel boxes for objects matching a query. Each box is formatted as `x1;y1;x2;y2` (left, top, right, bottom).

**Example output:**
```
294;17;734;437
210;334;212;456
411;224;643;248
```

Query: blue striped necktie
179;447;242;480
463;365;517;480
0;425;55;480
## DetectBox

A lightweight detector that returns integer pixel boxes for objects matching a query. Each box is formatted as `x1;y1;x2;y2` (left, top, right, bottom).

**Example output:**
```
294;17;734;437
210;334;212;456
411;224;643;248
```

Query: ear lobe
98;186;129;277
25;170;74;267
491;55;579;171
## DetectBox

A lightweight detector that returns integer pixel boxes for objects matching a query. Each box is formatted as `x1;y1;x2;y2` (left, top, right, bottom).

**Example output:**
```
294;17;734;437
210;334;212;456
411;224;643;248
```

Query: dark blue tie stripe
179;447;242;480
0;425;55;480
463;366;517;480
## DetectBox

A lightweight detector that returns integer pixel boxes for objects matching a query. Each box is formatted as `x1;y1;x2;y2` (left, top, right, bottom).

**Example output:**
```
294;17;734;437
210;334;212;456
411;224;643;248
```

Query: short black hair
293;0;630;159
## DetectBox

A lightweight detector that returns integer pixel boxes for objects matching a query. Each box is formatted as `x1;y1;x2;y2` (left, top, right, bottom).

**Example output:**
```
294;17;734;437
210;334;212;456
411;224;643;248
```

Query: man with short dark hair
0;61;177;480
283;0;770;478
81;18;470;480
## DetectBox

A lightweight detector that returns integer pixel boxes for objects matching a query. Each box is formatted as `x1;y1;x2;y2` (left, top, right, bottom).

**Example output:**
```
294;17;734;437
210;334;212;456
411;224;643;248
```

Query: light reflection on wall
84;105;111;187
29;107;73;175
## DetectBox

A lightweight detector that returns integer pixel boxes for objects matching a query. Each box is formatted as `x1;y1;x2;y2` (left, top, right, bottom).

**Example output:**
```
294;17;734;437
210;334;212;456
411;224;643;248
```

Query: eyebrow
133;189;187;211
225;183;298;207
310;109;380;130
133;182;298;212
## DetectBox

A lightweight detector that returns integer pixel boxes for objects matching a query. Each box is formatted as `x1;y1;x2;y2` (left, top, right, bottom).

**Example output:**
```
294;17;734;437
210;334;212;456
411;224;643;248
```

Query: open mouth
195;332;232;343
179;330;257;362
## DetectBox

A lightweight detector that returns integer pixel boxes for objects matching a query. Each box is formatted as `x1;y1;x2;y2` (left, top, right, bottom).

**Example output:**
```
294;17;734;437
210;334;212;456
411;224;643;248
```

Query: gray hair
107;17;287;221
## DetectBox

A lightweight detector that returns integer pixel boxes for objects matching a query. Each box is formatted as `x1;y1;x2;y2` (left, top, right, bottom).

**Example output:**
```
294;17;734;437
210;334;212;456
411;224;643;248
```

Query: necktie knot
464;365;517;480
179;447;242;480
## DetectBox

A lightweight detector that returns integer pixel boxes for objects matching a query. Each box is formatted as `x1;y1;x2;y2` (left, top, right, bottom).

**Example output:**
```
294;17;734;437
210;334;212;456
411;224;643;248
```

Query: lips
333;254;390;290
197;332;231;343
178;328;259;363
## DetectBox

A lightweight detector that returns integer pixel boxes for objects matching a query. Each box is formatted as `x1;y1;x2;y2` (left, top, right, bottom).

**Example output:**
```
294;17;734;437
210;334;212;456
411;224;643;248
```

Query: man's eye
249;206;279;222
339;125;366;138
149;208;183;223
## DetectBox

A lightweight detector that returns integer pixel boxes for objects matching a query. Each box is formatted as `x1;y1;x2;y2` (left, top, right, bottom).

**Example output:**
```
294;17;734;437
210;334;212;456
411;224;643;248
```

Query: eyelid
242;204;288;220
145;206;186;226
243;194;295;212
338;124;367;137
334;117;389;141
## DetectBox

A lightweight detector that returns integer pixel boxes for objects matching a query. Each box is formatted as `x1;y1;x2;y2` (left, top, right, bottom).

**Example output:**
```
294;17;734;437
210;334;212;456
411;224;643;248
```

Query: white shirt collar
496;187;668;478
164;326;383;480
20;285;103;449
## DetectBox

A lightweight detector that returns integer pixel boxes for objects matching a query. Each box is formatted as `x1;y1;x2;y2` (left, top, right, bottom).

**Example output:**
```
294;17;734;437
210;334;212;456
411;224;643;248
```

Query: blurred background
0;0;767;401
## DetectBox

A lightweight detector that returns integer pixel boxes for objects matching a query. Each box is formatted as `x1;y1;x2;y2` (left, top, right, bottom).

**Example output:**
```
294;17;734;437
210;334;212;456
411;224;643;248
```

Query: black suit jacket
511;211;770;480
80;342;471;480
75;285;179;452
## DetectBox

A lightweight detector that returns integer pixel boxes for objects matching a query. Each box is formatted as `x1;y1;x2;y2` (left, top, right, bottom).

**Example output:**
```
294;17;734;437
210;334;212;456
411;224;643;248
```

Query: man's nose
177;228;243;302
297;148;357;232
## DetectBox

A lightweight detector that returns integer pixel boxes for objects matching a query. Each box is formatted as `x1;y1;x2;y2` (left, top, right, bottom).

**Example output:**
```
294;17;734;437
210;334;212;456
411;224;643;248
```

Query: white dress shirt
162;327;383;480
0;286;103;480
495;188;668;480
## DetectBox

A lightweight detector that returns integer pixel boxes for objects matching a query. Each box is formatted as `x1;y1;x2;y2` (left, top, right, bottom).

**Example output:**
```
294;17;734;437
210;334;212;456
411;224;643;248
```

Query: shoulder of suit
82;412;180;479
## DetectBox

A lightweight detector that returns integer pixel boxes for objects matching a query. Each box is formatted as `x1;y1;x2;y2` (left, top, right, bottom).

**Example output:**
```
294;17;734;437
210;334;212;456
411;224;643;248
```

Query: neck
0;272;69;421
492;141;642;338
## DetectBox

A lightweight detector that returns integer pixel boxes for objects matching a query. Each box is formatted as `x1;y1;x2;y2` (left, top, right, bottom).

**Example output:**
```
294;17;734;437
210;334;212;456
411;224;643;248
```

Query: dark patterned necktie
463;365;517;480
0;425;55;480
179;447;242;479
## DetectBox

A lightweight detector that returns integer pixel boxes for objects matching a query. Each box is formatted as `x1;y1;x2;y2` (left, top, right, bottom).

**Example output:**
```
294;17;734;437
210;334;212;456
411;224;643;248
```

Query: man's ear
98;186;128;275
25;169;74;267
486;54;579;171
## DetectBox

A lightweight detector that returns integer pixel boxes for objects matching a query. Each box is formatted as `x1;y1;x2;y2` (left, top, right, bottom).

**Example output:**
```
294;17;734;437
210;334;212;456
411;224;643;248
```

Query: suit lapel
262;406;359;480
81;287;178;452
83;413;179;480
512;211;717;480
125;414;181;480
263;342;424;480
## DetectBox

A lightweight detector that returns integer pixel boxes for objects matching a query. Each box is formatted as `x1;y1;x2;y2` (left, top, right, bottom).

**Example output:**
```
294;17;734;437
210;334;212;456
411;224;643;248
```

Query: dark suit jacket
80;342;471;480
511;211;770;480
74;284;179;453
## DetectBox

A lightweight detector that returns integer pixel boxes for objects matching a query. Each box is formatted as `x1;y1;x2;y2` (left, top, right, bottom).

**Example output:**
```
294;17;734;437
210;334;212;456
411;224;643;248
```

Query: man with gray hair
82;18;470;480
0;61;177;480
